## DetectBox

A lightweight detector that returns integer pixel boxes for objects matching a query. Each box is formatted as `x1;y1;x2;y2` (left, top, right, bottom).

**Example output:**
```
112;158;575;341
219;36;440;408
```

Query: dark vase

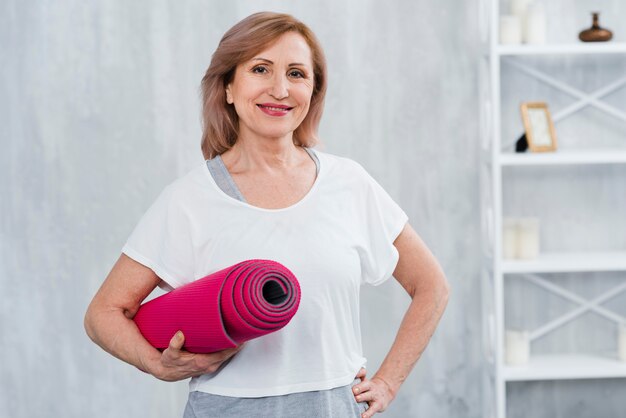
579;12;613;42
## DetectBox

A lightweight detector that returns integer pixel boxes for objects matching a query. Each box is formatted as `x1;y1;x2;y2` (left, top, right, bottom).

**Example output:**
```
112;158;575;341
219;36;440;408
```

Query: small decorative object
502;218;519;259
505;329;530;365
619;324;626;362
500;15;523;44
515;133;529;152
525;2;546;44
502;217;540;259
517;218;540;259
511;0;532;17
579;12;613;42
510;0;532;41
519;102;558;152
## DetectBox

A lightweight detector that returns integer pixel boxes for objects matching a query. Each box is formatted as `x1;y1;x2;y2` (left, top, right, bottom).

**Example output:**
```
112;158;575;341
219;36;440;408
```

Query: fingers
212;345;240;359
211;344;244;363
352;379;370;397
353;377;392;418
353;380;371;404
217;342;245;356
161;331;185;366
356;367;367;382
158;337;246;381
182;344;244;376
168;330;185;351
361;401;383;418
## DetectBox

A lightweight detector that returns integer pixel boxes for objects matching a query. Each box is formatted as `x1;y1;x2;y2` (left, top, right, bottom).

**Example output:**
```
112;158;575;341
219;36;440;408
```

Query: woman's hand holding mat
152;330;245;382
134;259;301;354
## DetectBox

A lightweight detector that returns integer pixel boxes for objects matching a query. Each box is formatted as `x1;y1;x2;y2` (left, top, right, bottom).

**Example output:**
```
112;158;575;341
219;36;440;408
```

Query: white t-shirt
122;149;408;397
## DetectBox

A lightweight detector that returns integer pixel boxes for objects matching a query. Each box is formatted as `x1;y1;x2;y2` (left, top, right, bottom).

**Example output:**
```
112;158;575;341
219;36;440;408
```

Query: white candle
510;0;532;41
510;0;531;40
503;218;518;259
505;329;530;365
517;217;540;259
510;0;532;16
525;3;547;44
619;324;626;362
500;15;522;45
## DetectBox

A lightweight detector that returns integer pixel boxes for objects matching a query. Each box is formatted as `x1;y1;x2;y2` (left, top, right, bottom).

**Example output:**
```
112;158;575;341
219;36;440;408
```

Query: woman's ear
225;85;233;104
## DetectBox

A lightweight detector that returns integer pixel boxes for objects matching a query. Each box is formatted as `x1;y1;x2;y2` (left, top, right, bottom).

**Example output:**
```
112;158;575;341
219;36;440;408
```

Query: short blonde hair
200;12;327;159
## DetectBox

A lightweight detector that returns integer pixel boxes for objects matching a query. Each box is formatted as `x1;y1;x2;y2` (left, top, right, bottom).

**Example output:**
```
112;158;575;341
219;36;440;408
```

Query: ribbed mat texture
134;259;301;353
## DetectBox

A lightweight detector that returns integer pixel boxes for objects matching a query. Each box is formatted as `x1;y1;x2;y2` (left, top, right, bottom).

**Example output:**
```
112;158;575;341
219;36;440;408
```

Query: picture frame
520;102;558;152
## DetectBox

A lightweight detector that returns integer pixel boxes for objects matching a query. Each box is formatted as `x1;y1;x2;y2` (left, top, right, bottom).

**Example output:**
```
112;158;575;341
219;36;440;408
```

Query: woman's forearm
85;300;245;382
84;306;161;375
85;255;245;382
372;276;449;395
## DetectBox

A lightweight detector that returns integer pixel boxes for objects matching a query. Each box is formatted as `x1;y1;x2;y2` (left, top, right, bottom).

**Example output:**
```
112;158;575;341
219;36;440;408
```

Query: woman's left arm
352;222;450;418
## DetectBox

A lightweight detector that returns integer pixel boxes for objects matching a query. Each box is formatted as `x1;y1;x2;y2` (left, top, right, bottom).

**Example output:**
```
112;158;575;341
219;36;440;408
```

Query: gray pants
183;378;368;418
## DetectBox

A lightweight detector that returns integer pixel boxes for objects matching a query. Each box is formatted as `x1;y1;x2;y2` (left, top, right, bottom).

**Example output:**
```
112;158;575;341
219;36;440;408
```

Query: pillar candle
505;329;530;365
503;218;518;259
517;217;540;259
510;0;532;16
525;3;547;44
510;0;531;41
500;15;522;44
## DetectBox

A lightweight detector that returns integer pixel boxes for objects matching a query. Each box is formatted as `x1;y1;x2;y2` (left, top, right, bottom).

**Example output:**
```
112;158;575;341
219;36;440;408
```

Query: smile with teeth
257;104;293;111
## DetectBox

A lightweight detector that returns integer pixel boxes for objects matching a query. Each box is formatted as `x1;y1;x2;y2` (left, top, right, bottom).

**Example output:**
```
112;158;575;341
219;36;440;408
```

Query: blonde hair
200;12;327;159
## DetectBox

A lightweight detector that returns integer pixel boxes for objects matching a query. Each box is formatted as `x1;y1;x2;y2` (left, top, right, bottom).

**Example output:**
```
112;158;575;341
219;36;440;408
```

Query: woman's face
225;32;314;143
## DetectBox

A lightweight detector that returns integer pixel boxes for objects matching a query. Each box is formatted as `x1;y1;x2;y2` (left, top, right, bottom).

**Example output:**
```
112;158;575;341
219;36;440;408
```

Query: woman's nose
268;74;288;100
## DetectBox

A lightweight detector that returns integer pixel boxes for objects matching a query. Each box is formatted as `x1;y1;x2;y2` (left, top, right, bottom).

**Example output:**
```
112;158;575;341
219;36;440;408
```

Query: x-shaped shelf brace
502;57;626;151
519;273;626;342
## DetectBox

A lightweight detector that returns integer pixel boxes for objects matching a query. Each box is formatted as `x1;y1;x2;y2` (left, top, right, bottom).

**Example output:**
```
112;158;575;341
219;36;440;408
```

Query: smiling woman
224;32;315;145
199;13;327;160
84;11;449;418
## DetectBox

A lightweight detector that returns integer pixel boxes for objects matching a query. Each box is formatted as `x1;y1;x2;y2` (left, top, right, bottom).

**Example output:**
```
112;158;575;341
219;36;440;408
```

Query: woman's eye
252;66;268;74
289;69;305;78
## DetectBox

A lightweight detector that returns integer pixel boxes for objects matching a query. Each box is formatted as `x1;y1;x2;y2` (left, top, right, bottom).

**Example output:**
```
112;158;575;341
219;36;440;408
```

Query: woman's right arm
84;253;244;381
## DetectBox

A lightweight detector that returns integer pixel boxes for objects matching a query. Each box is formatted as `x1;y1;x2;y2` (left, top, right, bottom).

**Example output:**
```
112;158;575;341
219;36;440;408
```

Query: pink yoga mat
134;259;301;353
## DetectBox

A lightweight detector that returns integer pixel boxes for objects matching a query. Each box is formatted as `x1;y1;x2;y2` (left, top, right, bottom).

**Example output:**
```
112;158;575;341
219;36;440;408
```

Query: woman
84;12;449;418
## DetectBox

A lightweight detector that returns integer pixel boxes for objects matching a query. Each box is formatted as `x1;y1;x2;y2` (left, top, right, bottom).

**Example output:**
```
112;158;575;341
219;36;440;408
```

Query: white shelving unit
501;251;626;274
499;150;626;166
495;43;626;56
503;354;626;382
480;1;626;417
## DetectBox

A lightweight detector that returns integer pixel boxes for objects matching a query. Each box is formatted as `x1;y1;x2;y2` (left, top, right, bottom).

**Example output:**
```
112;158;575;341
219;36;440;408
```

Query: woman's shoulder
149;161;210;210
313;149;390;197
164;161;209;194
310;148;369;177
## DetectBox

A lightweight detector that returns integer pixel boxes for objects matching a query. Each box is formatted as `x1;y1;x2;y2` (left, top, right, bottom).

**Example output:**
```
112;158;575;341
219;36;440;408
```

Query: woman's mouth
257;103;294;116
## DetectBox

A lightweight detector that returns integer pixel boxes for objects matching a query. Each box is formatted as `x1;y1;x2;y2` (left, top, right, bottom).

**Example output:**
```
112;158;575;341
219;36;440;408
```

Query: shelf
496;43;626;56
484;2;626;415
502;251;626;274
499;150;626;166
504;354;626;381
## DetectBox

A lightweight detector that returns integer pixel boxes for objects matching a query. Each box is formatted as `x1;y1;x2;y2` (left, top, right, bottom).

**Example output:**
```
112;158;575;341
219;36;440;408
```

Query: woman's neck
222;133;304;175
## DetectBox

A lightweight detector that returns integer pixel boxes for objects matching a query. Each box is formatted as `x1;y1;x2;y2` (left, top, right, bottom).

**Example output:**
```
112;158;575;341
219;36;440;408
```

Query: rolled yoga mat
134;259;301;353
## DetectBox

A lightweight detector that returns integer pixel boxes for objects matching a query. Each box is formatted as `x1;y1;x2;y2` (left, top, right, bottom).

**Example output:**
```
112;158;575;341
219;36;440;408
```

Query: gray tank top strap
205;147;319;203
303;147;320;176
206;155;247;202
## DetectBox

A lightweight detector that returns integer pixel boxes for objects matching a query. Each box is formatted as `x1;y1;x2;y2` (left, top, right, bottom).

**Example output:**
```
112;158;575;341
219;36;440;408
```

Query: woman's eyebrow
252;57;308;67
